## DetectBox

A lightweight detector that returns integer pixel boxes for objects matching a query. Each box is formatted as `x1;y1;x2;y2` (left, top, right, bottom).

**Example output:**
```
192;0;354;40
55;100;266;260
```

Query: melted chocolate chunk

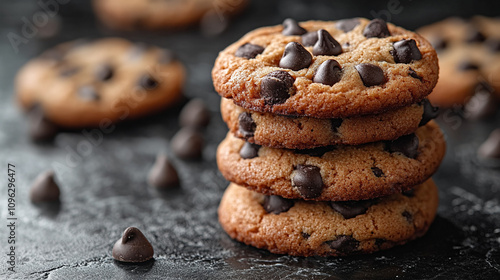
431;37;448;52
260;70;295;105
138;74;159;90
402;210;413;222
282;18;307;36
363;18;390;38
238;112;256;138
279;42;312;71
179;99;211;128
391;39;422;63
465;28;486;43
170;128;204;160
331;118;343;133
355;63;385;87
330;200;374;219
386;133;419;159
262;195;294;214
240;142;261;159
409;68;422;80
147;155;180;189
95;64;114;81
292;164;323;199
235;43;265;59
313;59;342;86
313;29;342;56
29;171;60;203
326;235;359;253
112;227;154;263
371;167;384;177
78;85;100;101
336;18;360;32
419;99;440;126
301;32;319;46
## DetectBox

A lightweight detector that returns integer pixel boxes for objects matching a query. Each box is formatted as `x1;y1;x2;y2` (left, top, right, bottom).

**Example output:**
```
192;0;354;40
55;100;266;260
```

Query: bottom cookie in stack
218;179;438;257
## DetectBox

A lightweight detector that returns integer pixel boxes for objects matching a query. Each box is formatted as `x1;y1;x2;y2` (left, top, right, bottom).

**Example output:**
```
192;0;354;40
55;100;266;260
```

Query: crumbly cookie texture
93;0;247;30
417;16;500;107
218;180;438;257
213;18;439;118
221;98;431;149
16;38;185;128
217;121;445;201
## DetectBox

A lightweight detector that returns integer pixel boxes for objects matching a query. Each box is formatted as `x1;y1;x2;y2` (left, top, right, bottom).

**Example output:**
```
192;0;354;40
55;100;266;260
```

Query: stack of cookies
213;18;446;256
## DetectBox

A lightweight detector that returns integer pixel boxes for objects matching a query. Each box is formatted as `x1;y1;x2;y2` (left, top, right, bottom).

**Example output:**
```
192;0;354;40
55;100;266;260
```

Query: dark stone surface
0;1;499;279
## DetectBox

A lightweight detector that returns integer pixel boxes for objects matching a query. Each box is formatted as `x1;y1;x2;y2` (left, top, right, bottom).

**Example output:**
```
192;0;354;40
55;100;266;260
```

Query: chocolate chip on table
27;105;59;142
279;42;312;71
419;99;440;126
262;195;294;214
282;18;307;36
325;235;359;253
95;64;114;81
179;99;211;128
29;171;60;203
240;142;261;159
386;133;419;159
331;118;343;133
292;164;323;199
402;211;413;222
371;167;384;177
138;74;159;90
170;128;204;160
457;61;479;71
78;85;100;101
477;128;500;159
464;84;498;120
313;29;342;56
260;70;295;105
355;63;385;87
465;28;486;43
330;200;373;219
235;43;265;59
336;18;360;32
238;112;256;138
112;227;154;263
408;68;422;80
313;59;342;86
147;154;180;189
301;32;319;47
391;39;422;63
363;18;390;38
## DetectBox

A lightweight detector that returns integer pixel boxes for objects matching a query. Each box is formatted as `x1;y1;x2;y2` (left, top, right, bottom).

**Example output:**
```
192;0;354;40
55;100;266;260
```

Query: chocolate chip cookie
217;121;445;201
213;18;439;118
93;0;247;30
218;179;438;256
16;38;185;128
417;16;500;107
222;98;440;149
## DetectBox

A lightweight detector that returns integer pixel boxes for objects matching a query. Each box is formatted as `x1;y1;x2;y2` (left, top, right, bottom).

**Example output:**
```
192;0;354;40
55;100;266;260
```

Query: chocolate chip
465;28;486;43
95;64;113;81
260;71;295;104
112;227;154;263
301;32;318;46
402;189;415;197
431;37;448;52
302;232;311;239
139;74;159;90
355;63;385;87
419;99;440;126
486;39;500;52
457;61;479;71
78;85;100;101
464;84;498;120
371;167;384;177
363;18;390;38
313;29;342;56
27;105;59;142
240;142;261;159
391;39;422;63
386;133;419;159
329;200;373;219
263;195;294;214
279;42;312;71
170;128;204;160
336;18;360;32
29;171;60;203
402;211;413;222
235;43;265;59
331;118;343;133
59;66;80;77
294;146;334;157
159;49;176;64
282;18;307;36
313;59;342;86
238;112;256;138
147;155;180;189
292;164;323;199
325;235;359;253
478;128;500;159
408;68;422;80
179;99;211;128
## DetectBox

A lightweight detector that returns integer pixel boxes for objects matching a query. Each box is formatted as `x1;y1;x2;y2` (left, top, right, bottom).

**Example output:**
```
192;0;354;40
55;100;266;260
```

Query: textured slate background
0;0;499;279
